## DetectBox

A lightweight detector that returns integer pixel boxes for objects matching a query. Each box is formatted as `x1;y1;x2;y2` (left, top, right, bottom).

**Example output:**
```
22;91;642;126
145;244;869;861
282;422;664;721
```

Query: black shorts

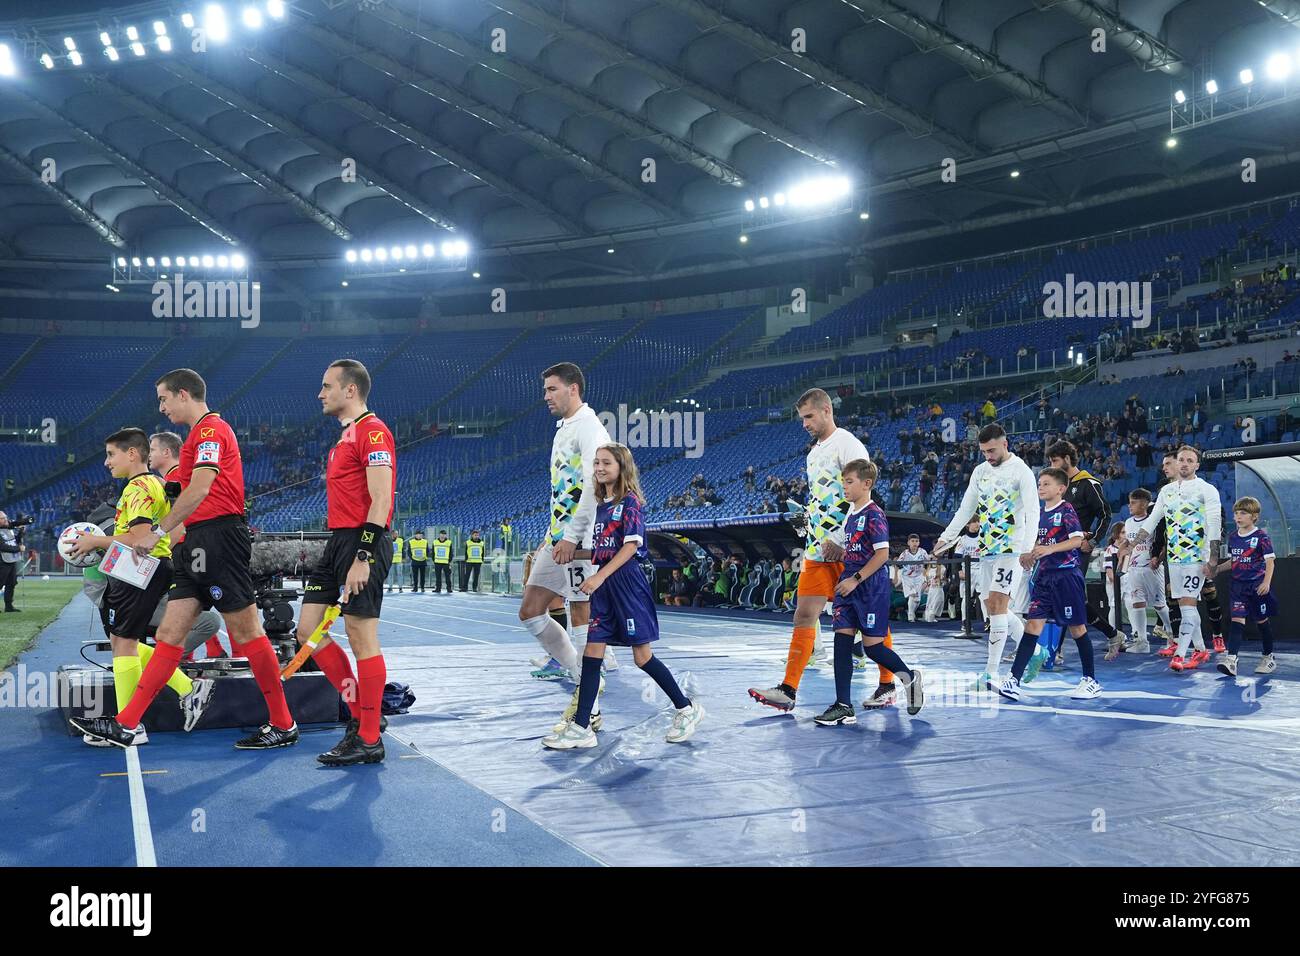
105;558;174;638
170;516;255;613
303;527;392;619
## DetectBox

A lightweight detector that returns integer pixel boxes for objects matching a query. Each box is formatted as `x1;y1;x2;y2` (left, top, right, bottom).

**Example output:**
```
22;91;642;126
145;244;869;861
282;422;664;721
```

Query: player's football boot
179;677;216;732
1212;635;1226;654
318;734;384;766
69;716;145;748
862;683;897;709
748;684;796;711
235;722;300;749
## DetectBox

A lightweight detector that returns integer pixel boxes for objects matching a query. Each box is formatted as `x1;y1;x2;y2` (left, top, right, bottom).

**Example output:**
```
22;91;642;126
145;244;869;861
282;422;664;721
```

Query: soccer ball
42;575;49;581
59;522;105;569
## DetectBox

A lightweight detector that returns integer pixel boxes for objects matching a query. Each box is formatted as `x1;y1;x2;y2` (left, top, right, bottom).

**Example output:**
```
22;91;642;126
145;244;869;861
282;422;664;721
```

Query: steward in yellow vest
386;534;406;592
432;531;453;593
463;530;485;592
407;531;429;592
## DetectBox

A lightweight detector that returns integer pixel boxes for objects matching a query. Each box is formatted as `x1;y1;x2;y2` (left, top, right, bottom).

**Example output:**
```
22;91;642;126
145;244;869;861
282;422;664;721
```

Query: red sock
356;655;386;745
314;641;357;706
241;636;294;731
204;636;225;658
117;641;184;729
227;637;244;659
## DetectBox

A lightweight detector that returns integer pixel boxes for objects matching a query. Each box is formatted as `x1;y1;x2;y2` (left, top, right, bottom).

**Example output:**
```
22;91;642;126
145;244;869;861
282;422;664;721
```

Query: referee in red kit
297;359;396;765
72;368;298;749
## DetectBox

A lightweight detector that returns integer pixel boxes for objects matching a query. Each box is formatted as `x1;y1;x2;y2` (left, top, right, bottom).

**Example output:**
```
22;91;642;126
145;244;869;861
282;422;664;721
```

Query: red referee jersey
178;411;246;524
327;411;396;529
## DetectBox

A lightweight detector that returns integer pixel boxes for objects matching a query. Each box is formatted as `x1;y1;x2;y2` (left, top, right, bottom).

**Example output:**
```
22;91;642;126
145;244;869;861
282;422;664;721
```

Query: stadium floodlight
758;196;769;209
1076;352;1084;367
64;37;77;51
859;211;869;220
391;246;403;261
204;5;230;43
341;280;348;287
160;256;171;267
201;254;214;267
454;240;469;256
126;26;140;41
744;199;755;212
345;249;358;263
106;283;120;292
181;12;195;28
116;256;127;268
40;53;54;70
69;50;83;66
606;247;615;254
441;241;455;257
787;174;851;207
158;36;173;51
100;32;113;46
0;44;14;77
146;257;155;267
739;234;748;243
105;46;119;61
773;192;786;206
131;257;142;267
231;252;245;269
374;247;387;262
1010;169;1021;178
421;242;435;258
267;0;286;19
242;6;264;29
217;254;229;268
360;248;373;262
1266;53;1291;81
1173;89;1186;104
1205;79;1218;94
130;42;145;57
472;271;481;278
404;244;418;259
154;21;168;36
1240;68;1254;85
1166;137;1177;148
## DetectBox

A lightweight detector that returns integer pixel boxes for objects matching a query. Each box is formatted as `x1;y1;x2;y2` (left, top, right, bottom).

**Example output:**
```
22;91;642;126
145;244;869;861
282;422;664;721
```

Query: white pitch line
380;617;494;645
124;748;157;867
937;698;1300;734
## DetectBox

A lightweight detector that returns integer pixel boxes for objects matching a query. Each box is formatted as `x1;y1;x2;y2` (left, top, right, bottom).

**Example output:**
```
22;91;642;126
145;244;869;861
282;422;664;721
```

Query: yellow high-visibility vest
433;540;452;563
408;539;428;561
466;540;484;563
391;536;404;563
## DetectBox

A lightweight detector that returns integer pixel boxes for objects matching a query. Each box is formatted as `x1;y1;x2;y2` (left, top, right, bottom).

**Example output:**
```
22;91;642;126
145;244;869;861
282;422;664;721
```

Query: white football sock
1156;605;1172;634
1128;604;1147;644
1005;612;1024;659
523;614;579;673
907;595;919;621
987;613;1008;676
1176;606;1200;658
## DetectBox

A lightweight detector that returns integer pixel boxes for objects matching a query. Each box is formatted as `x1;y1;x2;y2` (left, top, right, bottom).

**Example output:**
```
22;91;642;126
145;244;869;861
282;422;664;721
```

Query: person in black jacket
1047;441;1123;657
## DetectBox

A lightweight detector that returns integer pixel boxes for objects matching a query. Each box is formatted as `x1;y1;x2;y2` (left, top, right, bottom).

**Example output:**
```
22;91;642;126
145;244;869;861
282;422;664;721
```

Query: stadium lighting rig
342;239;471;278
1;2;290;76
740;174;858;233
1171;46;1300;132
112;250;249;283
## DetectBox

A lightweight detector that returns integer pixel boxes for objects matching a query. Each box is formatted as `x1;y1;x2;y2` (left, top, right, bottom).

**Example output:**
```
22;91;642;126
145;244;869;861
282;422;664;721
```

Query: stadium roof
3;0;1300;308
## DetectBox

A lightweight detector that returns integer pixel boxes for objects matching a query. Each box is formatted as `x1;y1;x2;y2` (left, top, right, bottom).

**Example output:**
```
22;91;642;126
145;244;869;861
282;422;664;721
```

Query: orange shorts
797;559;844;598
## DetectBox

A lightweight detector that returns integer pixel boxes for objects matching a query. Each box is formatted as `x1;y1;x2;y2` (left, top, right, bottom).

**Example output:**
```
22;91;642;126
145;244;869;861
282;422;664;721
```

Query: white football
42;575;50;581
59;522;105;569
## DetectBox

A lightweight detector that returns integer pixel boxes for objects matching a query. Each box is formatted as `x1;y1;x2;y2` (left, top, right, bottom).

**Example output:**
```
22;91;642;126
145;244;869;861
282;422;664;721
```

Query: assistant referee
296;358;396;766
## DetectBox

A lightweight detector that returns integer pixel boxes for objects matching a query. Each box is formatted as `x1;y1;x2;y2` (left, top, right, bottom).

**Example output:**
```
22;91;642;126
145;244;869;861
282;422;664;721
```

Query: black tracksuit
1065;469;1118;640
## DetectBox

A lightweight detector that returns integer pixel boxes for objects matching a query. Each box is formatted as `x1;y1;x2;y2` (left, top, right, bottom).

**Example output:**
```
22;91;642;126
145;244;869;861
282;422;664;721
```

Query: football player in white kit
896;534;929;621
934;424;1039;690
1136;445;1222;672
1117;488;1172;657
519;363;614;688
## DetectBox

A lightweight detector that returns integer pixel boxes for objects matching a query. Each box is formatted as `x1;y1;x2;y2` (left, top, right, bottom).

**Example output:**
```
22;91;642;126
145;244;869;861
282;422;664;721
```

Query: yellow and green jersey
115;473;171;560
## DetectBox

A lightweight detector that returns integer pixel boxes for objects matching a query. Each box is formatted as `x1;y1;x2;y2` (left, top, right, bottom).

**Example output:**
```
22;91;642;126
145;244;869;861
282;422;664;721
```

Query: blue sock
1010;630;1041;680
1074;632;1095;679
639;653;689;709
1228;620;1245;656
834;633;854;705
862;640;910;680
573;654;603;729
1259;620;1274;656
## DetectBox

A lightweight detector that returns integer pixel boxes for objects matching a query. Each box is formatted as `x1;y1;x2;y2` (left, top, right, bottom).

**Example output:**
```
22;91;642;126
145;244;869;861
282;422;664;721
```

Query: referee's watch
355;549;372;564
149;523;162;537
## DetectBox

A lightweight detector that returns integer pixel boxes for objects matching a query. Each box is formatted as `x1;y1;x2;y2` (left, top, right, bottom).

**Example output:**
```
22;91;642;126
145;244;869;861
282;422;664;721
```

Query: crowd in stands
664;473;723;511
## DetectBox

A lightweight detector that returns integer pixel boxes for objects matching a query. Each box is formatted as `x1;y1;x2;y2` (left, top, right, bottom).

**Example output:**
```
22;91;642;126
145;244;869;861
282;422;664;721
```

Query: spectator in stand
981;398;997;422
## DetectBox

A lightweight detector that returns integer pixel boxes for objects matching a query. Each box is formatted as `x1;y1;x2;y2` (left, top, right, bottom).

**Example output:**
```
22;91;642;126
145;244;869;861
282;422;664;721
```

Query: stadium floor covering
3;584;1299;867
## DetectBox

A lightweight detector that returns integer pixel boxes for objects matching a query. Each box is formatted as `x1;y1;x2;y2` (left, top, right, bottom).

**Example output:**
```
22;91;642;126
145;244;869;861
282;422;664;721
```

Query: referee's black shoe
318;734;385;766
69;715;143;748
338;714;388;745
235;722;299;749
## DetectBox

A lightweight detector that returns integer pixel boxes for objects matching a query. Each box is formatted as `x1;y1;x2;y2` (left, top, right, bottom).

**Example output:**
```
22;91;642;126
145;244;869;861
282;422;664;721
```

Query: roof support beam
11;87;245;246
487;0;839;166
1034;0;1183;73
364;0;747;186
274;25;590;235
835;0;1087;125
654;0;985;157
85;72;354;239
0;140;126;247
157;59;459;232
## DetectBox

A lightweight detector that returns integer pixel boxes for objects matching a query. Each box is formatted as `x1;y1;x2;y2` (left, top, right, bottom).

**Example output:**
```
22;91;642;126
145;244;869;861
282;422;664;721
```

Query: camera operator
0;510;27;612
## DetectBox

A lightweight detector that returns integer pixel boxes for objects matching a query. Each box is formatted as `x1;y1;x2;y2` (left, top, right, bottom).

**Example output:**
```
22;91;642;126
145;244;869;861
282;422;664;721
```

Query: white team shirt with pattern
1124;513;1158;568
548;403;612;546
803;428;869;562
898;547;929;582
1147;476;1221;565
941;453;1039;556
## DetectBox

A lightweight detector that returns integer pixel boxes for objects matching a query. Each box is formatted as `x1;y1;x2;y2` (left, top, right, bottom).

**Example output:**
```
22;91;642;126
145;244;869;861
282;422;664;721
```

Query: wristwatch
853;571;863;582
355;549;372;564
149;523;162;537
